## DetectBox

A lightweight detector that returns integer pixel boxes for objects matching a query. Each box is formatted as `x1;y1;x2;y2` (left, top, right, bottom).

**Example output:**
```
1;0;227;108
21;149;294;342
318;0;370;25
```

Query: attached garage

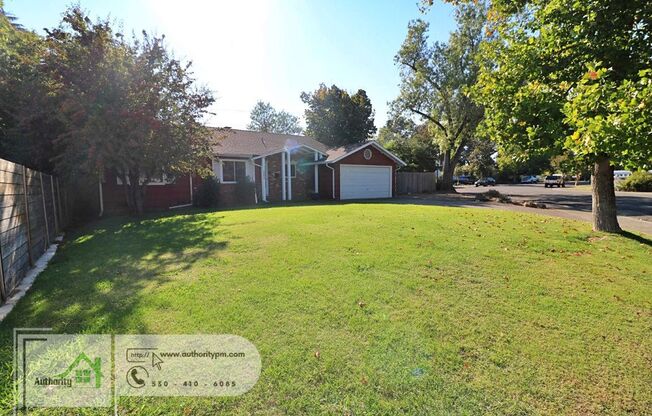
318;141;406;201
340;165;392;199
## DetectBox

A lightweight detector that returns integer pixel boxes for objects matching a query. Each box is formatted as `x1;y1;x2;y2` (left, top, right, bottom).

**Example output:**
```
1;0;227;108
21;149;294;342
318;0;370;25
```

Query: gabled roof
209;128;405;166
326;141;407;166
210;128;329;158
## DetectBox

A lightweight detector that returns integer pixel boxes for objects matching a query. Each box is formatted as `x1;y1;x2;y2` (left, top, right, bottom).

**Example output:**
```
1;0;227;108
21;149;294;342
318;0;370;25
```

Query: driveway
396;184;652;236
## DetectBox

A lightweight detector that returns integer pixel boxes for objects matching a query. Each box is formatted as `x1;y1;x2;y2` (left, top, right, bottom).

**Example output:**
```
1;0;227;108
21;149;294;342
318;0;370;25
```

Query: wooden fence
0;158;67;303
396;172;438;194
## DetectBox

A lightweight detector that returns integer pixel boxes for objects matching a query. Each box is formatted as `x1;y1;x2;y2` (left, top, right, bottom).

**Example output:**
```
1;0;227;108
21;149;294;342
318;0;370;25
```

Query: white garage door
340;164;392;200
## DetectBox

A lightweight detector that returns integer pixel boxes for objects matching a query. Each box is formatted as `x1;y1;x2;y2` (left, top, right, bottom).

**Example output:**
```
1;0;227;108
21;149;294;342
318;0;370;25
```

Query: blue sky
5;0;456;131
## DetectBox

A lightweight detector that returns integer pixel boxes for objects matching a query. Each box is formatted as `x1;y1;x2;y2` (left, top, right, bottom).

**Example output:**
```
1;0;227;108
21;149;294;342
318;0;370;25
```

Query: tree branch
408;107;448;136
452;137;467;164
403;59;444;93
451;115;469;141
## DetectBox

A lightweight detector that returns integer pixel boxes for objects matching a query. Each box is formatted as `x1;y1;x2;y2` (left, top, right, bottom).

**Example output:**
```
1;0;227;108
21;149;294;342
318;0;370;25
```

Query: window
363;148;373;160
222;161;246;183
75;369;91;383
116;173;175;186
289;163;297;178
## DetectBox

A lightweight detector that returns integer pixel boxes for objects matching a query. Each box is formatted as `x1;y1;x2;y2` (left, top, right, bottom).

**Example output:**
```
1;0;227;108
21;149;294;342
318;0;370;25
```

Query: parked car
520;175;538;184
613;170;632;180
544;174;565;188
457;175;474;185
475;177;496;187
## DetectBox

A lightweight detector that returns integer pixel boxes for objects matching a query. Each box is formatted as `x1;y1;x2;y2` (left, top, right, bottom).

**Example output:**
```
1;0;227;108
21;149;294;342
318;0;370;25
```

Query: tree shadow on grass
618;230;652;247
0;211;230;394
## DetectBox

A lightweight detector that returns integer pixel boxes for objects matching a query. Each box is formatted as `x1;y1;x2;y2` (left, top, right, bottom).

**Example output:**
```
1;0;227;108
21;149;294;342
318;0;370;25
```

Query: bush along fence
0;158;68;303
396;172;438;194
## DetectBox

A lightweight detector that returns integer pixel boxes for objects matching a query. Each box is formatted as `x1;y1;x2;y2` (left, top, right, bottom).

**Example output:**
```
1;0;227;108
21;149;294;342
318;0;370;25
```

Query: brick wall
263;153;315;202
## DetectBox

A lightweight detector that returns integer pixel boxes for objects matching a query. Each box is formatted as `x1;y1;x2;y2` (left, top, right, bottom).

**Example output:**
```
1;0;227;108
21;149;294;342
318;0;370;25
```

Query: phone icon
126;366;148;388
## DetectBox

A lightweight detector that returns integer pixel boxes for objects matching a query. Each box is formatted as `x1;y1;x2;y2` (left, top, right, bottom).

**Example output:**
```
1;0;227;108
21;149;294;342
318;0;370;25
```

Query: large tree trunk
591;156;620;233
440;150;455;191
133;185;145;215
121;171;147;215
120;173;135;213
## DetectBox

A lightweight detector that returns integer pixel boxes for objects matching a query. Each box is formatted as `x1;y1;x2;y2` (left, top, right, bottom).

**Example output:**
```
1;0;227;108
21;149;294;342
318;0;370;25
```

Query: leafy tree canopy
473;0;651;231
247;101;302;135
44;7;214;213
0;3;51;169
457;137;496;179
392;0;487;190
475;0;651;169
378;117;439;172
301;84;376;146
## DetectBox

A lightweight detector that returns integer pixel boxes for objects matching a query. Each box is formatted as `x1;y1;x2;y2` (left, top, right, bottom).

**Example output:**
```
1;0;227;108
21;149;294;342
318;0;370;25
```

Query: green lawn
1;204;650;415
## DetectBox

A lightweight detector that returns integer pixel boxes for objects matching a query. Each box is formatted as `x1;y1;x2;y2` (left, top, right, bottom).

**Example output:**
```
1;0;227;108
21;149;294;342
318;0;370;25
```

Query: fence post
0;234;5;302
56;178;64;228
21;166;34;267
39;172;51;246
50;176;59;235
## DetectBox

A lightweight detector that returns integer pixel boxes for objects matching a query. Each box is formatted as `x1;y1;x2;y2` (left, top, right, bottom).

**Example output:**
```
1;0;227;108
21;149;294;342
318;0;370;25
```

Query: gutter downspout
325;163;335;200
314;152;319;193
252;159;267;203
286;149;292;201
189;174;193;205
281;151;286;201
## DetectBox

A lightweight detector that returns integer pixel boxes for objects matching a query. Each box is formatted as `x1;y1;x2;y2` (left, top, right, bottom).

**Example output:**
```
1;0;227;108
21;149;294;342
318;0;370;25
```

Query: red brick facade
101;143;401;212
255;153;318;202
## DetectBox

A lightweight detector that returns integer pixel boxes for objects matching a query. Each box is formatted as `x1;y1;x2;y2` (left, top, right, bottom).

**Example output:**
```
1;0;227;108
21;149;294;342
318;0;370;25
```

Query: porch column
286;149;292;201
314;152;319;193
262;157;268;201
281;151;286;201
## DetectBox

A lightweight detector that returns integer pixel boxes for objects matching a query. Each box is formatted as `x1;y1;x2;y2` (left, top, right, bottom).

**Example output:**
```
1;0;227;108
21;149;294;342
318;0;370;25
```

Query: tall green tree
495;149;553;183
392;1;487;190
474;0;652;232
301;84;376;146
378;117;439;172
0;3;56;170
247;101;302;135
459;137;496;178
44;7;214;214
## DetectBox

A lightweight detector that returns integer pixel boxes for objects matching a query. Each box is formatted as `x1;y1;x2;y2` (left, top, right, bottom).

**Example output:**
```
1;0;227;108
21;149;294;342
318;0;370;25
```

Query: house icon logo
54;352;104;388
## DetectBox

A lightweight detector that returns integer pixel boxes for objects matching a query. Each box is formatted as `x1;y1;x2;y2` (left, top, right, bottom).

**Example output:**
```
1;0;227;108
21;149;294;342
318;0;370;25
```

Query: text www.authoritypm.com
159;350;246;359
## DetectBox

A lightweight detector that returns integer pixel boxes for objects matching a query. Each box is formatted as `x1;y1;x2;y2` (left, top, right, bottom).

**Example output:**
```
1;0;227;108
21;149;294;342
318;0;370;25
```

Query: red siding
326;145;398;200
102;171;196;213
318;164;334;199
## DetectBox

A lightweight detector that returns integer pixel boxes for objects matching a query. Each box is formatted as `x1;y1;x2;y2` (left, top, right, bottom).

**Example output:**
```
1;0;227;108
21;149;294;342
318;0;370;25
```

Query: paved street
457;184;652;222
395;184;652;236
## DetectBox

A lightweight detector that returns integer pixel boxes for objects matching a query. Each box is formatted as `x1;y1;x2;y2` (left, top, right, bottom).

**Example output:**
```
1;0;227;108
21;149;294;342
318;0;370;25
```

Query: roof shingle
211;128;330;157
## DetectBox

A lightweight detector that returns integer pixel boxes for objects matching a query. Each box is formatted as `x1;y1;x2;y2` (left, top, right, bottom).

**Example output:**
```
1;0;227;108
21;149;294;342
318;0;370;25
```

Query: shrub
194;177;221;207
234;177;256;204
616;171;652;192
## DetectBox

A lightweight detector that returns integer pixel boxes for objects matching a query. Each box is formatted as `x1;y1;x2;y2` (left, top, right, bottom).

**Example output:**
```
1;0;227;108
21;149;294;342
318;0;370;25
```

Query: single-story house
100;128;406;212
